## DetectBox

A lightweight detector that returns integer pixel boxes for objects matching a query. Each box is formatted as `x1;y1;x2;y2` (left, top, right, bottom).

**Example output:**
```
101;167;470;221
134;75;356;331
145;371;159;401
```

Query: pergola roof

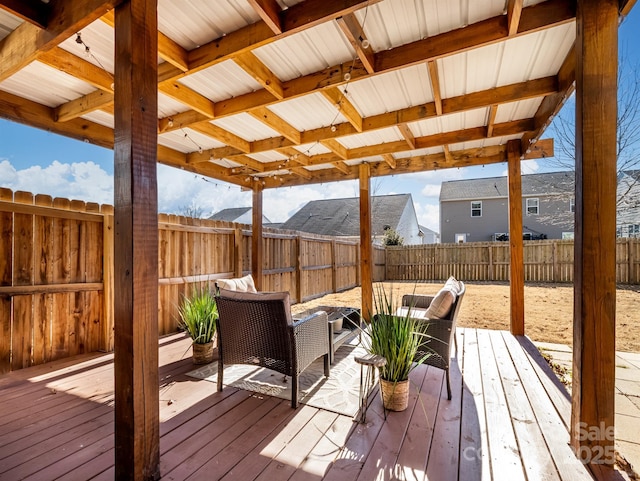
0;0;593;190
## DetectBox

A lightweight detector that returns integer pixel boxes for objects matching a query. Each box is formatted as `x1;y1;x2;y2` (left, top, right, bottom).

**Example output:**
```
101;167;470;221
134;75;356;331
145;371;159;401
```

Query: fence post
488;244;494;281
331;239;337;293
234;227;243;278
295;235;302;303
102;205;115;352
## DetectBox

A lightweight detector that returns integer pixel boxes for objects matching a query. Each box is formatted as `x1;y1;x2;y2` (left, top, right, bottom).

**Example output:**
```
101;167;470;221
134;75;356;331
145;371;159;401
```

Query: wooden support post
252;185;264;291
571;0;617;466
101;204;114;352
234;226;243;278
359;163;373;321
508;140;525;336
113;0;159;479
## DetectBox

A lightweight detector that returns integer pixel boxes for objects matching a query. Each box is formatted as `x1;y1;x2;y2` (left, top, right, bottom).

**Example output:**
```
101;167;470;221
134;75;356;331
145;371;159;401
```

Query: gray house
439;171;575;244
617;170;640;238
419;225;439;244
209;207;271;225
280;194;423;245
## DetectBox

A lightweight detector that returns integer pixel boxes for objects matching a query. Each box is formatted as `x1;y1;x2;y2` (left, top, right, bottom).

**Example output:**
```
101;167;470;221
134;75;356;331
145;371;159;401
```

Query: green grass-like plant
362;285;432;382
178;286;218;344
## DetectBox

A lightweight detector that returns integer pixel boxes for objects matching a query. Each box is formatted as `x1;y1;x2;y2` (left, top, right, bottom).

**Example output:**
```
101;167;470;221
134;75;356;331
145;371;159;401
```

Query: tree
545;55;640;207
178;202;205;219
382;227;404;246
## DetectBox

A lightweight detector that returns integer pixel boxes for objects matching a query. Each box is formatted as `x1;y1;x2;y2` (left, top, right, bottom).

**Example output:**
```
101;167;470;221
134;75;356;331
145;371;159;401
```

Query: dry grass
292;281;640;353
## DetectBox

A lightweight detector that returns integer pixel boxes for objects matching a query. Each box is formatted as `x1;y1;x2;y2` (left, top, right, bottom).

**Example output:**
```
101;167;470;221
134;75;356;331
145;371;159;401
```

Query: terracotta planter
380;378;410;411
192;341;215;365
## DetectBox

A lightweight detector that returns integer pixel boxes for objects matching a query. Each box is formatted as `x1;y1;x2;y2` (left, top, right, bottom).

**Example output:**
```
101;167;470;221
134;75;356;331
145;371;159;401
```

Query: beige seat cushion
216;274;257;293
426;287;457;319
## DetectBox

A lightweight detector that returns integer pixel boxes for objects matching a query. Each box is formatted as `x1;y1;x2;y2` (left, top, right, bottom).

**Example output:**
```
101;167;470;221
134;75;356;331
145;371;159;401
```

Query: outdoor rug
187;341;366;417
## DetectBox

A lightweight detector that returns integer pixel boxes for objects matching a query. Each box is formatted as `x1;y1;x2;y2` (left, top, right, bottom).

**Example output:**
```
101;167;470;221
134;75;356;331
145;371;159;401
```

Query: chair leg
454;329;458;354
445;367;451;400
292;374;299;408
323;353;330;377
217;362;223;392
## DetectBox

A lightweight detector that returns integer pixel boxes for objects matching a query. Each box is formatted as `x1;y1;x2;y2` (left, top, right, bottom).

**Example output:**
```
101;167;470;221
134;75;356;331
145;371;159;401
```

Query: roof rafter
321;87;363;132
0;0;48;28
234;51;284;100
507;0;524;36
336;13;375;74
0;0;123;82
247;0;282;35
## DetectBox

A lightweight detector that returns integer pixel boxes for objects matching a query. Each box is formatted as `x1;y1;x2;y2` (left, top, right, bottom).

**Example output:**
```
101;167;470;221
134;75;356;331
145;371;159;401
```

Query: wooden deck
0;328;601;480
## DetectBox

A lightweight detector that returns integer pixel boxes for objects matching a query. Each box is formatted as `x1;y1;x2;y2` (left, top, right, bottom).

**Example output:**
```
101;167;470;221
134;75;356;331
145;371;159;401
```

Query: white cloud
414;201;440;233
420;183;441;197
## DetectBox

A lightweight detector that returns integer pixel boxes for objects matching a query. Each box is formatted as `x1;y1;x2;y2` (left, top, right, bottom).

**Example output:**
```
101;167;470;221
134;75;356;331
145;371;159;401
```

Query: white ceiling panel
0;62;96;108
212;113;280;141
179;60;262;101
253;22;354;81
159;128;226;154
0;9;22;41
408;108;488;137
345;64;434;117
59;19;115;74
268;93;347;131
82;110;114;129
158;93;192;118
495;98;543;124
158;0;258;50
338;127;403;149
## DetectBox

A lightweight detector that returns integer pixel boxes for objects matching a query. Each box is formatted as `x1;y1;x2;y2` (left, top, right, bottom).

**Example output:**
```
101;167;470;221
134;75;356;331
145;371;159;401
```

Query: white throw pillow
426;288;457;319
216;274;257;293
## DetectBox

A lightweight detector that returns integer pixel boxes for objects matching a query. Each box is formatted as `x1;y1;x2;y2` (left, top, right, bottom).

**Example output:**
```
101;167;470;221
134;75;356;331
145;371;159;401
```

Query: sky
1;8;639;234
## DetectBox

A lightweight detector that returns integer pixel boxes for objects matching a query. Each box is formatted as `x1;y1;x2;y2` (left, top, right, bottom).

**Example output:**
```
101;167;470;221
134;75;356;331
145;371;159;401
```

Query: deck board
0;329;602;481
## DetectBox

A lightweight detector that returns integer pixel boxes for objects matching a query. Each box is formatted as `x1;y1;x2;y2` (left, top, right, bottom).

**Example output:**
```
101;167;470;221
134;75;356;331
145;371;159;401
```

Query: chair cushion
443;276;463;295
216;274;257;293
426;287;457;319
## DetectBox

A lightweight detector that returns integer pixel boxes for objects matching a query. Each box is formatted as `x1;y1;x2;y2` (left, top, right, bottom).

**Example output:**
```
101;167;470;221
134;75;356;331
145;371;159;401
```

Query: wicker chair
215;288;330;408
401;282;465;400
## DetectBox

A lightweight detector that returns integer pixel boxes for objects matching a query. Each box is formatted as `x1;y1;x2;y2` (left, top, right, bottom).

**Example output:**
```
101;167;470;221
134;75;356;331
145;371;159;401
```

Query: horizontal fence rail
385;239;640;284
0;189;364;374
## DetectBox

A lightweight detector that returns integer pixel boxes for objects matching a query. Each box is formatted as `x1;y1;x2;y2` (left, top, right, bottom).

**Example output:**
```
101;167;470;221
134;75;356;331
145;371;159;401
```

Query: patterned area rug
187;341;366;417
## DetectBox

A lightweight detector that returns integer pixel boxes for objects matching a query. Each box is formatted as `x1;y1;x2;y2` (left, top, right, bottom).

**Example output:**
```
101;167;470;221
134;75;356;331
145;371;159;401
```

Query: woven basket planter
192;341;215;365
380;379;410;411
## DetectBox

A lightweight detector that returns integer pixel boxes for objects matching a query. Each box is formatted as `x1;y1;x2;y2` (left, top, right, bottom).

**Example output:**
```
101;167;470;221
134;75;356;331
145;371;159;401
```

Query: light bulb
361;39;370;49
343;72;351;82
167;119;174;127
110;82;115;91
331;125;337;132
198;147;203;154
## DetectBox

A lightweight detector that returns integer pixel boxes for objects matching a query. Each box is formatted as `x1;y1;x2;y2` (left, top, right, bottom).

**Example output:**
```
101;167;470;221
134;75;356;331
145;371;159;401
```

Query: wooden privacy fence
0;189;366;374
385;239;640;284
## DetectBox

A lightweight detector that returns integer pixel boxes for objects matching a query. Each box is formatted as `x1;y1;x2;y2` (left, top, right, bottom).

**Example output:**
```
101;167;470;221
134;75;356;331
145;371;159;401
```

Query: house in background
419;225;439;244
209;207;271;225
617;170;640;238
439;171;575;244
280;194;424;245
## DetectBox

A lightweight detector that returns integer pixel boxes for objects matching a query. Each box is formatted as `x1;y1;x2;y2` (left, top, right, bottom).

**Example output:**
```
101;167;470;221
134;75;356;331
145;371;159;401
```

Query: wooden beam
442;145;453;164
0;0;48;28
397;123;416;149
190;123;251;153
234;51;284;100
247;0;282;35
382;153;396;169
427;60;443;115
571;0;617;466
321;138;349;159
486;104;498;137
38;47;114;91
359;163;373;322
249;107;301;144
0;0;123;82
159;81;216;118
336;13;375;74
56;89;114;122
620;0;638;15
113;0;159;479
507;0;525;36
251;184;264;291
507;140;524;336
332;161;351;175
321;87;363;132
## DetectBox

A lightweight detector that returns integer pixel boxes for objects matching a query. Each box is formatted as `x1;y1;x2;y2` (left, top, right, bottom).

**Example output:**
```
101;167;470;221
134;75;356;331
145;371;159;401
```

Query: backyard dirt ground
291;281;640;353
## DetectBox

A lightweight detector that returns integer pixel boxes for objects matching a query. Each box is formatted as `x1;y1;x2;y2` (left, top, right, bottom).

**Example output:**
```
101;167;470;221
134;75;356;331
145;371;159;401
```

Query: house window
471;201;482;217
570;198;575;213
526;198;539;215
629;224;640;238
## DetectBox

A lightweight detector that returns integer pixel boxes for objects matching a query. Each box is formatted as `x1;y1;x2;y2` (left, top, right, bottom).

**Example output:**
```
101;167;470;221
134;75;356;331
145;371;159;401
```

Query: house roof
419;225;438;236
280;193;412;236
0;0;604;191
209;207;252;222
440;171;575;201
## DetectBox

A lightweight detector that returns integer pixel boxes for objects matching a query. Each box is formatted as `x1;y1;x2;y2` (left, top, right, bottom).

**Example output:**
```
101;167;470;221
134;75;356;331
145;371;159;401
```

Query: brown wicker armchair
215;288;330;408
401;281;465;400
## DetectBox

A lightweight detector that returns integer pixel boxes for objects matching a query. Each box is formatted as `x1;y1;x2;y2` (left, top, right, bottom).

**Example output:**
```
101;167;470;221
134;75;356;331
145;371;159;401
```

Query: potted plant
178;285;218;364
363;286;431;411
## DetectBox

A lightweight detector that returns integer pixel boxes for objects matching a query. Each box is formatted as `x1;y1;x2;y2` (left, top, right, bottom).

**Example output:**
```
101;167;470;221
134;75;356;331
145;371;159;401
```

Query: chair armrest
292;311;330;373
402;294;434;309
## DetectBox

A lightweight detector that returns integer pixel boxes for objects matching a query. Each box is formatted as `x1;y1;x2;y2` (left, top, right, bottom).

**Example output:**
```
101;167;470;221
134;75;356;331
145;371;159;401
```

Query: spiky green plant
362;285;432;382
178;286;218;344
